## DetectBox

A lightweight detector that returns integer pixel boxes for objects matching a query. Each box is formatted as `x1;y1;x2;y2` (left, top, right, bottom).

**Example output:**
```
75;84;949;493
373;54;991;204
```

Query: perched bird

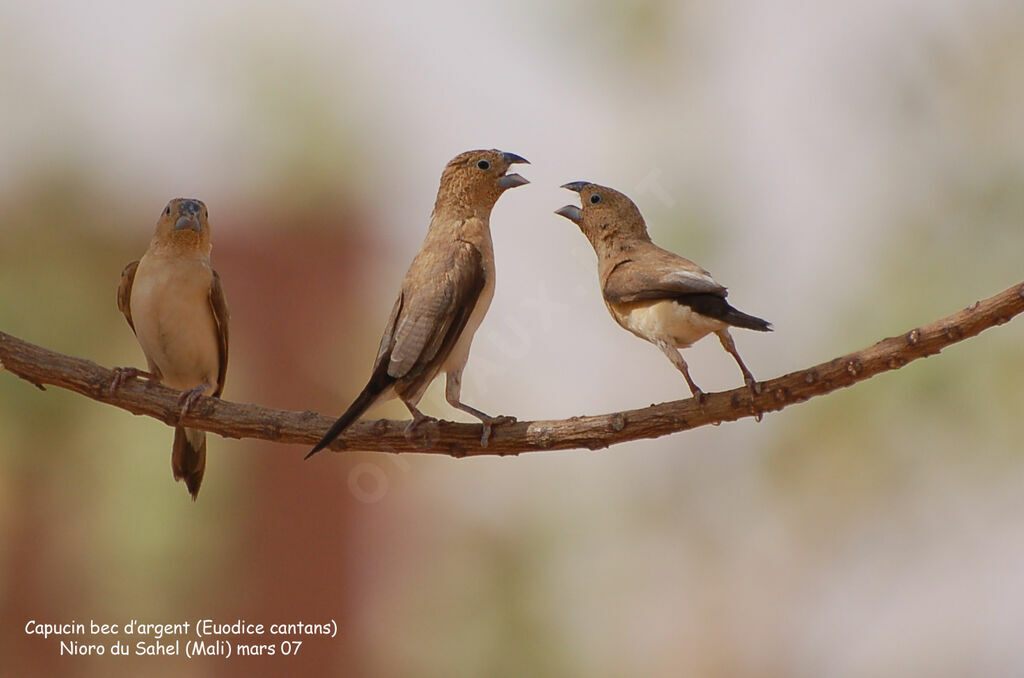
115;198;229;500
308;149;529;457
556;182;770;398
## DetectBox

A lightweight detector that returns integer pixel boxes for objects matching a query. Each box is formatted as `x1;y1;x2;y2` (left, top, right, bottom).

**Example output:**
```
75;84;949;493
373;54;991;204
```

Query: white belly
611;299;726;348
131;254;220;393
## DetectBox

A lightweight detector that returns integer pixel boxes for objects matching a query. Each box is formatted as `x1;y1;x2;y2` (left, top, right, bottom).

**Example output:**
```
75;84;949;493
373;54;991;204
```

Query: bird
115;198;229;500
308;149;529;457
555;181;770;399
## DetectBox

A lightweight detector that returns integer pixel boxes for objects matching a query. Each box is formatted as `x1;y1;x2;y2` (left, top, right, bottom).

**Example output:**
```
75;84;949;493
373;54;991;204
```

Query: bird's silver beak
174;216;201;232
560;181;589;193
502;151;529;165
555;205;582;223
498;173;529;189
498;151;530;189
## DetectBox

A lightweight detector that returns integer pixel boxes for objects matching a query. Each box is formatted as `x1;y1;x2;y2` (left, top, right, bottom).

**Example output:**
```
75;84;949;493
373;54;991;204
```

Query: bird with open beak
308;149;529;456
115;198;229;500
556;182;770;399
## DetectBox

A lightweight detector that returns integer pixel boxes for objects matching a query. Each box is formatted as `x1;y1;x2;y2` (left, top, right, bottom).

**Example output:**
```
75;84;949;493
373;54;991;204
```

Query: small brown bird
115;198;229;499
308;149;529;457
556;182;770;398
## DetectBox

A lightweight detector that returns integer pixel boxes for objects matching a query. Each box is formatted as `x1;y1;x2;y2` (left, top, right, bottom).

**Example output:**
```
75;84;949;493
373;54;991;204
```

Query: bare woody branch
2;281;1023;458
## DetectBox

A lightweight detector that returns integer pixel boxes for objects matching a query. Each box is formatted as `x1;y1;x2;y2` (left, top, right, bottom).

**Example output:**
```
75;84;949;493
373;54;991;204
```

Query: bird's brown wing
117;261;140;334
372;292;405;371
209;269;230;398
602;247;727;304
386;240;485;383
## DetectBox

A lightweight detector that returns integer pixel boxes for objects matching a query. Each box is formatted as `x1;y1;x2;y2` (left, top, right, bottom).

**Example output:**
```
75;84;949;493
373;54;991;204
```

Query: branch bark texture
2;281;1023;457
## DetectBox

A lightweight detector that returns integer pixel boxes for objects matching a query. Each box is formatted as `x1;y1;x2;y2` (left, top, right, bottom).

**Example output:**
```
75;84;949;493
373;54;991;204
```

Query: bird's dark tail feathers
676;293;772;332
307;370;395;459
721;306;772;332
172;426;206;501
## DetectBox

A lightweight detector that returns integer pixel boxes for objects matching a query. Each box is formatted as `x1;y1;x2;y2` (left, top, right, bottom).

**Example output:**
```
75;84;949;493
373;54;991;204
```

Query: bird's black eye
477;159;490;170
590;193;602;204
164;205;171;215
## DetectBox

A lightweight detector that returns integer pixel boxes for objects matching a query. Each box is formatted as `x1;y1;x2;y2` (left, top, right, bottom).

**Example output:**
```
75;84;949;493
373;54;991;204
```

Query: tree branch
2;281;1023;457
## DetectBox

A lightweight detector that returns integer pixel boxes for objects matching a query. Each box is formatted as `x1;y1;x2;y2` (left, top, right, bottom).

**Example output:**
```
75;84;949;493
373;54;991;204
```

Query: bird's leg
655;340;705;403
401;400;438;444
716;329;763;420
716;329;757;390
108;366;157;393
177;383;212;420
445;370;515;447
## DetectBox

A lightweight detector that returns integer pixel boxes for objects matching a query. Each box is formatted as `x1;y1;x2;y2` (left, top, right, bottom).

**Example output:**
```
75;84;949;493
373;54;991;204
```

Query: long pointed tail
721;306;772;332
676;293;772;332
307;371;394;459
172;427;206;500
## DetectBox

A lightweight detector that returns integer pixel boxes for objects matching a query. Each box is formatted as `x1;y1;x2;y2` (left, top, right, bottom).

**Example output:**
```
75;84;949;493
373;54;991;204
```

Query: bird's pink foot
177;384;210;420
744;378;764;421
689;387;706;407
479;415;516;447
108;366;154;393
404;413;439;447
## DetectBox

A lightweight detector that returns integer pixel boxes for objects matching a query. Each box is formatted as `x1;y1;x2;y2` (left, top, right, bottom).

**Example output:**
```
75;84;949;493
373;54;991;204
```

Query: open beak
555;181;589;223
497;151;530;189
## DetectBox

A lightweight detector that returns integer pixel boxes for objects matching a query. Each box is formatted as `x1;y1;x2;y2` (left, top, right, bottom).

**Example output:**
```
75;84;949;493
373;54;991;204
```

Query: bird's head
154;198;211;249
555;182;650;249
434;149;530;215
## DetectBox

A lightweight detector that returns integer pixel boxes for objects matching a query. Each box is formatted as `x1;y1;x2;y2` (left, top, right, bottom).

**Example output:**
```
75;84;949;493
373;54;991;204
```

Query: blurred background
2;0;1024;675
